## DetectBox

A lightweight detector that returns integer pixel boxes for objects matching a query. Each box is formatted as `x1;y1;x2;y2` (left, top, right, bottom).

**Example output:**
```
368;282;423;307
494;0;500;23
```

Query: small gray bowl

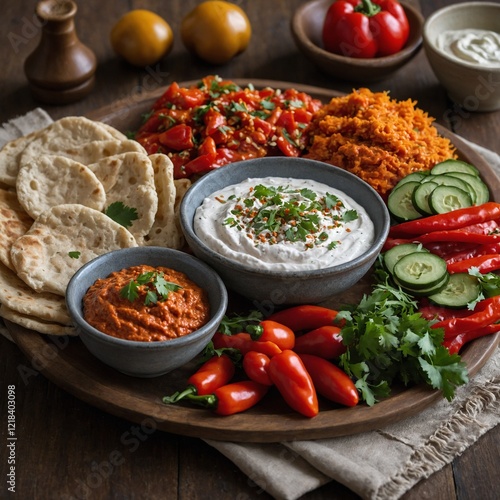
180;157;390;307
423;2;500;112
66;247;228;378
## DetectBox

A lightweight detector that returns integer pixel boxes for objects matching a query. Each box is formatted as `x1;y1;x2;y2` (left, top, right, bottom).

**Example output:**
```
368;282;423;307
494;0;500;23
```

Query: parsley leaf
105;201;139;228
218;310;264;335
337;265;469;405
120;271;182;306
68;251;81;259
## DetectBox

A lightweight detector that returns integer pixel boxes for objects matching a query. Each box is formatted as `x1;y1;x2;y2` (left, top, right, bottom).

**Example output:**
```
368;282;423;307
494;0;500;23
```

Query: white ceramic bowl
423;2;500;112
66;247;228;377
180;157;390;307
291;0;424;82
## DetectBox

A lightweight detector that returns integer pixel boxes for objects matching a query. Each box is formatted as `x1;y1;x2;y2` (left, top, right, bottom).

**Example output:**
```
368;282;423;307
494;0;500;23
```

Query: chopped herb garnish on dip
194;177;374;271
120;271;182;306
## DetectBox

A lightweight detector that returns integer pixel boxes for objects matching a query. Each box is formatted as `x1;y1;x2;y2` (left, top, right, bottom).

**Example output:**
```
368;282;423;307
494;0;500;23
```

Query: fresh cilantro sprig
105;201;139;228
468;267;500;304
217;310;264;336
120;271;182;306
337;265;469;405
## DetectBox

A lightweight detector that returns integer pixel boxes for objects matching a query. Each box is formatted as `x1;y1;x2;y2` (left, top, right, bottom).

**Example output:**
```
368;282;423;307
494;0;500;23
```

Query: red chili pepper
267;305;339;332
298;354;359;407
250;320;295;350
322;0;409;59
443;324;500;355
267;350;319;418
389;202;500;238
433;296;500;339
212;331;282;357
170;380;269;416
447;254;500;274
418;300;473;322
444;242;500;265
294;326;347;359
212;381;270;415
415;230;500;245
162;354;235;403
242;351;273;386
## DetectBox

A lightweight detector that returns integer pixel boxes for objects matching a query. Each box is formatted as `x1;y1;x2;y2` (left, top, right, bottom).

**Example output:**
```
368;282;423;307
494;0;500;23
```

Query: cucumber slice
429;185;473;214
395;272;450;296
387;181;422;222
412;181;438;215
446;172;490;205
393;252;448;290
428;273;481;308
383;243;427;275
431;159;480;177
394;172;429;188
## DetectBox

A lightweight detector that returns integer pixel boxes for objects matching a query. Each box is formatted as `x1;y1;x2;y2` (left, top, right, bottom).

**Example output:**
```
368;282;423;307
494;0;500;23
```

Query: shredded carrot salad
304;88;457;198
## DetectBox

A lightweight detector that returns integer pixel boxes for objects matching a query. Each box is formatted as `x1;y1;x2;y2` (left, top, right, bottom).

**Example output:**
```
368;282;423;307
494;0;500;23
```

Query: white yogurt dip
436;29;500;67
194;177;375;271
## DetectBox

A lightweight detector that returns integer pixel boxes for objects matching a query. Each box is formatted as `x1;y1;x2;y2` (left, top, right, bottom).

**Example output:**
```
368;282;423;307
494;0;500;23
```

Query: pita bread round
16;156;106;219
10;203;137;296
0;130;39;187
0;262;71;324
104;152;158;240
0;304;76;336
141;154;183;249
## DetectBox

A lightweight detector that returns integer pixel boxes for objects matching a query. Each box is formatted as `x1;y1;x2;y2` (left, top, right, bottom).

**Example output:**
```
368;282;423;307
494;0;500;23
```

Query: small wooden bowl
291;0;424;83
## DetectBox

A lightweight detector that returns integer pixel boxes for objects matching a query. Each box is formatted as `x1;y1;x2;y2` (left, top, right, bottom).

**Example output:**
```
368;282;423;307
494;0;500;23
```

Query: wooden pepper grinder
24;0;97;104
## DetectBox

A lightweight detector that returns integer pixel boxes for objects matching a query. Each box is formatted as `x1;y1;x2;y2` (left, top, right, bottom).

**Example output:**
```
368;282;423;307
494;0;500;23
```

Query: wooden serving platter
9;80;500;443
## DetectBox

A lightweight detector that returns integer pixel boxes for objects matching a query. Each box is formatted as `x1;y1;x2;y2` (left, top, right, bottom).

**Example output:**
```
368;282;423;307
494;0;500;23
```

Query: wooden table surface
1;0;499;499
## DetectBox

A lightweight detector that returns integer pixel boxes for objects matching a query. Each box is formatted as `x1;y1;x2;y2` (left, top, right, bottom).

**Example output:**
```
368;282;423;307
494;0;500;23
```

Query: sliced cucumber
395;272;450;296
412;181;438;215
383;243;427;275
431;159;480;177
446;172;490;205
393;252;448;290
428;273;481;309
429;185;473;214
387;181;422;222
394;171;429;187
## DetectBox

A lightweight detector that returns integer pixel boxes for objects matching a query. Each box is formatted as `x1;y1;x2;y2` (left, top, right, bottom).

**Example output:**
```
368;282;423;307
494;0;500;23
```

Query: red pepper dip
83;265;210;342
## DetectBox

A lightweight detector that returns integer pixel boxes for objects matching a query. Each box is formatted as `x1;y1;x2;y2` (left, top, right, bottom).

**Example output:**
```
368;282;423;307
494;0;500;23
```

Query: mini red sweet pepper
322;0;410;58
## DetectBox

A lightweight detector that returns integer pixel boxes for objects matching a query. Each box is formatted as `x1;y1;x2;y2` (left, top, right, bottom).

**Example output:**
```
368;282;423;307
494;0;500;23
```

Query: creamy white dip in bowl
180;157;390;307
423;2;500;112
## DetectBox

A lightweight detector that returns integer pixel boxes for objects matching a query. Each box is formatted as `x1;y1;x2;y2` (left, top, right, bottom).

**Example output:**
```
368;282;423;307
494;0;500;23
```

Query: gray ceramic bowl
180;157;390;307
423;2;500;112
66;247;228;377
291;0;423;82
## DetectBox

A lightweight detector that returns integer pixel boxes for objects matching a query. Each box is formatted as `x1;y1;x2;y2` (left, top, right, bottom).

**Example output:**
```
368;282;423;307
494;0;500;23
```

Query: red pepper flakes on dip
83;265;210;342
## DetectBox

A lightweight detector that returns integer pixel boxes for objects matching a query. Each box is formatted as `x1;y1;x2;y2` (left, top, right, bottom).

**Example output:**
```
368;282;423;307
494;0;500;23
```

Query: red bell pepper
268;350;319;418
322;0;410;58
298;354;359;407
212;331;282;358
294;325;347;359
162;354;235;403
267;305;339;332
242;351;273;386
158;124;194;151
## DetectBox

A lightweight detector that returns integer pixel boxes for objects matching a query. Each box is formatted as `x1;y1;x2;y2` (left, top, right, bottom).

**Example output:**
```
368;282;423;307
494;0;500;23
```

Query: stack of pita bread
0;116;191;336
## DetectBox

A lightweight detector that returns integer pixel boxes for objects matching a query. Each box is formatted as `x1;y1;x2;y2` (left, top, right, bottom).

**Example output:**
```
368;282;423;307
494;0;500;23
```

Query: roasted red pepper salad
135;75;322;179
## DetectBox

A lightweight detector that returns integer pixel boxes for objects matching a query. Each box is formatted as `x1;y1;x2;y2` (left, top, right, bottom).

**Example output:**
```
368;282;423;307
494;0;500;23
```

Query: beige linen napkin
2;110;499;500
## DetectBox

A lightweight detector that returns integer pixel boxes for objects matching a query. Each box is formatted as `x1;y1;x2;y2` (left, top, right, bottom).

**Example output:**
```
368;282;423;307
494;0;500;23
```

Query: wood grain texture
1;0;499;498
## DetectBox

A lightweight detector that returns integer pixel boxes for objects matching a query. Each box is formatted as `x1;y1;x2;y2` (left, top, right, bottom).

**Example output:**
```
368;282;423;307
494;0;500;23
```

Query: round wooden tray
10;80;500;443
